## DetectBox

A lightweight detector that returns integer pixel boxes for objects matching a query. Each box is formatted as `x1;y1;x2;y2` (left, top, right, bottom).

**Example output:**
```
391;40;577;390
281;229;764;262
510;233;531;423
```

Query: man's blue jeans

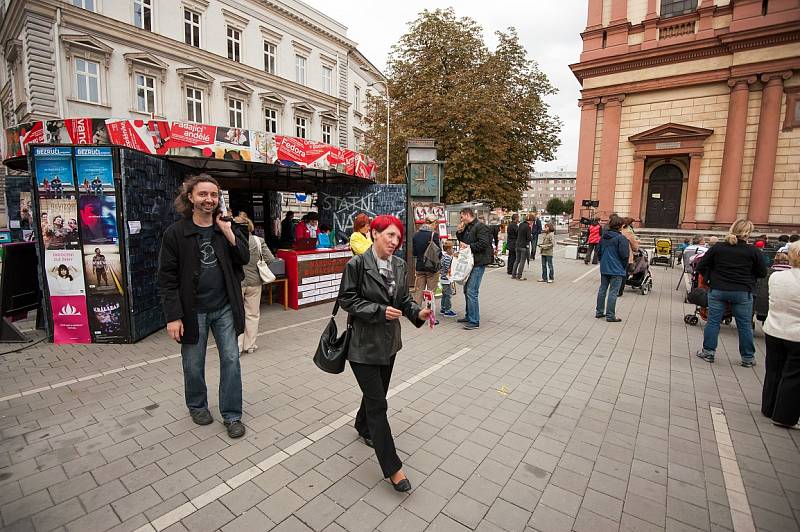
181;304;243;422
701;289;755;362
596;274;624;319
464;266;485;325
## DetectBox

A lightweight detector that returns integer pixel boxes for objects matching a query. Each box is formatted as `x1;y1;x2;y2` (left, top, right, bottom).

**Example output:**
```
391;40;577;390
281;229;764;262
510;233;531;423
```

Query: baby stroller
652;237;675;268
684;253;736;326
623;249;653;295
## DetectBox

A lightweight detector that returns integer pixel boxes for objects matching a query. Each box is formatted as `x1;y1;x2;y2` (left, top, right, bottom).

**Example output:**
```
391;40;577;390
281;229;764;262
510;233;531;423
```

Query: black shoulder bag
313;257;362;374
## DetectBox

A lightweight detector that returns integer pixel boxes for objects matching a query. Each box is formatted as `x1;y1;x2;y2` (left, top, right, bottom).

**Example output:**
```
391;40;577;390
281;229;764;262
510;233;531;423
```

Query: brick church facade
570;0;800;230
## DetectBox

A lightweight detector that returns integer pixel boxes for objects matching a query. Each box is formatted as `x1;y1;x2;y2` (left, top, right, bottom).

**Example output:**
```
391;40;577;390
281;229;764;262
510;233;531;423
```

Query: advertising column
33;146;92;344
75;147;128;343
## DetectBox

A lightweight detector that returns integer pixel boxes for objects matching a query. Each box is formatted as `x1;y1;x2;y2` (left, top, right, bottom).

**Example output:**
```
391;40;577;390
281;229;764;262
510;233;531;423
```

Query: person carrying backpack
411;214;441;305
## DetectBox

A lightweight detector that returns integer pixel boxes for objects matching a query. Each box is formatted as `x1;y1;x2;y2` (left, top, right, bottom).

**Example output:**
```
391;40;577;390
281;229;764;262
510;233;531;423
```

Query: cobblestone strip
0;317;330;404
134;346;473;532
710;406;756;532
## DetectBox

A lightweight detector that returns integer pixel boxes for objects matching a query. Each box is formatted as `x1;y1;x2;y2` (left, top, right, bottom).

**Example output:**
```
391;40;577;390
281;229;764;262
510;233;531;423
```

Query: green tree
364;8;561;209
563;199;574;216
546;197;565;215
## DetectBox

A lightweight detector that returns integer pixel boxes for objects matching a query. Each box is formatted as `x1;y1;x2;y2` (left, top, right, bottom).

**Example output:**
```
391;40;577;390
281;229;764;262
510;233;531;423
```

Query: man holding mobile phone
158;173;250;438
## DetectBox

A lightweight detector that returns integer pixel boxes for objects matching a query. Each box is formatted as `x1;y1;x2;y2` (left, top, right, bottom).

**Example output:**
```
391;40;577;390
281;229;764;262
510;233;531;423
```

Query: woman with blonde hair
761;242;800;428
695;219;767;367
234;212;275;354
349;213;372;255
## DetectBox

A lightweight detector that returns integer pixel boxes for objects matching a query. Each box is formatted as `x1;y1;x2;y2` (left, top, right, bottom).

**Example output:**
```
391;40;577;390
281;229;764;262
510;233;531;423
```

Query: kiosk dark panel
119;149;181;341
6;175;33;241
317;183;407;248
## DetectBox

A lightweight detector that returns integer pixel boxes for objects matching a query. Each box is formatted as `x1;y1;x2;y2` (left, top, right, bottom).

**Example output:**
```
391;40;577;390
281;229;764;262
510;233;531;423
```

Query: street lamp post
365;77;390;185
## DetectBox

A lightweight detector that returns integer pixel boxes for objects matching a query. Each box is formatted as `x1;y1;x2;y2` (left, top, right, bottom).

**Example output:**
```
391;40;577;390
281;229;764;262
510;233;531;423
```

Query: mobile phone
218;194;232;221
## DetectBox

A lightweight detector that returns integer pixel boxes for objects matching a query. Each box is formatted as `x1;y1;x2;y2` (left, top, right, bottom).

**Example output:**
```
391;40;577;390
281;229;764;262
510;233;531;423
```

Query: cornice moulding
258;25;283;44
292;40;312;56
221;8;249;29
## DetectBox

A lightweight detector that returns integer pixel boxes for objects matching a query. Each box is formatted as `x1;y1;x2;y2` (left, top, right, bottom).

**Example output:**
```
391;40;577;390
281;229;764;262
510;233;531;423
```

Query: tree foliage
363;9;562;209
546;198;565;215
563;199;574;216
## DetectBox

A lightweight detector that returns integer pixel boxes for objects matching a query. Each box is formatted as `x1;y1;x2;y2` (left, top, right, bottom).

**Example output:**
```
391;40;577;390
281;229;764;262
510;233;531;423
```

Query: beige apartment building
571;0;799;230
522;170;577;212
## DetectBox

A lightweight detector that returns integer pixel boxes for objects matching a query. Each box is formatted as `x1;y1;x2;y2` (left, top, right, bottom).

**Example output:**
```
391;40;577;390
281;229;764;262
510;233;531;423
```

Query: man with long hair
158;173;250;438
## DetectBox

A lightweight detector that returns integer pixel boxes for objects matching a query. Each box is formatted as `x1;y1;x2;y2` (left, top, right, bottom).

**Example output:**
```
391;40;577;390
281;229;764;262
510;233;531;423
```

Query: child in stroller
622;249;653;295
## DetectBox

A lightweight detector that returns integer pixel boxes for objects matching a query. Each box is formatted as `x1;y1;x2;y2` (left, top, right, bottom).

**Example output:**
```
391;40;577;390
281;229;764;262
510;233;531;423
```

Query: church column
629;155;646;225
682;153;702;227
748;71;792;224
586;0;603;28
573;98;600;220
597;94;625;220
715;77;754;225
610;0;628;23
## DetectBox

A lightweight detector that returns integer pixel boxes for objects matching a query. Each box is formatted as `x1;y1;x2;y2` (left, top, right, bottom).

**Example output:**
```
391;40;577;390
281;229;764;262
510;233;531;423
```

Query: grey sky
304;0;586;171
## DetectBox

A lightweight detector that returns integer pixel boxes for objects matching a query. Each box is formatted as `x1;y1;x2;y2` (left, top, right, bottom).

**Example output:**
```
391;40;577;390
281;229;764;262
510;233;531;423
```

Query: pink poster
50;295;92;344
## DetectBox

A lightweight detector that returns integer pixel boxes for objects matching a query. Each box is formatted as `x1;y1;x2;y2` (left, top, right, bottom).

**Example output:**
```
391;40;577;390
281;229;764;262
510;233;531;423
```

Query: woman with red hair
349;213;373;255
337;215;431;492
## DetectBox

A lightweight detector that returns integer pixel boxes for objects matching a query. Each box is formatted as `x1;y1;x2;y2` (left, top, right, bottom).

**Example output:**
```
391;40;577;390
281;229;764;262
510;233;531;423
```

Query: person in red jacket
584;219;601;265
294;212;319;242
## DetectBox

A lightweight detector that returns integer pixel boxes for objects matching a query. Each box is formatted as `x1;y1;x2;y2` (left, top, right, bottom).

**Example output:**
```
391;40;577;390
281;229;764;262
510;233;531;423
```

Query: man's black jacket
507;222;519;248
457;219;493;267
158;218;250;344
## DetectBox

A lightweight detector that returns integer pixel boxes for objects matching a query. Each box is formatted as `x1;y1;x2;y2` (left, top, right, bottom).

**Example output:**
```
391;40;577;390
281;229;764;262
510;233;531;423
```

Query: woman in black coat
337;215;431;491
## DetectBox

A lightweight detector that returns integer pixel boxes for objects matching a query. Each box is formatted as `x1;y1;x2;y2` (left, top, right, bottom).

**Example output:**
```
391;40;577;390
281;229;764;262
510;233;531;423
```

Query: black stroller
622;249;653;295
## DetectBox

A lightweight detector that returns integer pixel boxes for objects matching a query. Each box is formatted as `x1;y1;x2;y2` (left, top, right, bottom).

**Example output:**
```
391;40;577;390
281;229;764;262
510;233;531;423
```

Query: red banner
167;122;216;148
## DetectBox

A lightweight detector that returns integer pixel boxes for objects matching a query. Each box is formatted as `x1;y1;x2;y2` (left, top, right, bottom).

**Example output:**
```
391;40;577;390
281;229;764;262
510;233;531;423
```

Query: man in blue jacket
595;215;629;322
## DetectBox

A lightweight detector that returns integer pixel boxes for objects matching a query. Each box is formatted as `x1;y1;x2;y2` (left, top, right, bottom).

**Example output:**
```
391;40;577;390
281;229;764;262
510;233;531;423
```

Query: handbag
422;231;441;271
254;236;276;284
450;246;474;284
313;300;351;374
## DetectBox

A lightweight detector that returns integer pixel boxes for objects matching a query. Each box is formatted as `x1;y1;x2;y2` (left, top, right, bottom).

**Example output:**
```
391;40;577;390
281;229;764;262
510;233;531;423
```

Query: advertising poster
19;192;33;230
79;195;118;244
83;244;123;295
33;146;75;197
87;293;127;342
39;198;80;250
75;146;114;194
50;295;92;344
45;250;85;296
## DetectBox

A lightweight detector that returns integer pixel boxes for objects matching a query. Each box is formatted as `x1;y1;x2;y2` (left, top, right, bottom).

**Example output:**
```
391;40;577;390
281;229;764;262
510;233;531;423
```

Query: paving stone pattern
1;254;798;531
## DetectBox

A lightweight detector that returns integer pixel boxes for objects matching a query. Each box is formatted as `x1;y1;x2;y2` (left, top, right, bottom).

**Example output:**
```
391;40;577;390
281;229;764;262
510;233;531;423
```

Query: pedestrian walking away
530;212;543;260
539;223;555;282
456;207;493;330
617;217;640;297
506;213;519;275
595;215;629;322
158;173;250;438
412;214;442;305
695;219;766;366
337;215;431;491
512;214;532;280
235;212;275;355
761;241;800;428
584;219;601;264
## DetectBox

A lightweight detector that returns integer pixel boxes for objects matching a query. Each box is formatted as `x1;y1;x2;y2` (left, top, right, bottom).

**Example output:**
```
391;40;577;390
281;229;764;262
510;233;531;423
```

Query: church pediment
628;123;713;144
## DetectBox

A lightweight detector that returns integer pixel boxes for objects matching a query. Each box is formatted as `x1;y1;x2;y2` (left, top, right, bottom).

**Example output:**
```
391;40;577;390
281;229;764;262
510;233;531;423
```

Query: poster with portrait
19;192;33;230
83;244;123;295
32;146;75;197
75;146;114;195
44;250;85;296
79;195;118;244
87;293;127;342
39;198;81;250
50;295;92;344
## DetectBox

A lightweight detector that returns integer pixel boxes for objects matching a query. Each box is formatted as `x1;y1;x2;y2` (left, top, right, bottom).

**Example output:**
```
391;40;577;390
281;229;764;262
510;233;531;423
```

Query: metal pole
385;90;390;185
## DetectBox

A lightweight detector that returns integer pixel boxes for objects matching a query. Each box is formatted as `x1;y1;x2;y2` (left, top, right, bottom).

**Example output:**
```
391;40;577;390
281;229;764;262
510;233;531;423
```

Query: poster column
32;146;92;344
75;146;129;343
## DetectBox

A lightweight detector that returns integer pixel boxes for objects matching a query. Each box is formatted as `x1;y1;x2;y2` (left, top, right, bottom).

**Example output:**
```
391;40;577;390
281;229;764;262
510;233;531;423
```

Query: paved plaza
0;252;798;532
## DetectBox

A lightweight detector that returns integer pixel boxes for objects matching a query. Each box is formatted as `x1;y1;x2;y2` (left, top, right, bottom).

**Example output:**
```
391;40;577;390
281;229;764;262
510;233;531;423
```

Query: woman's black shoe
391;478;412;492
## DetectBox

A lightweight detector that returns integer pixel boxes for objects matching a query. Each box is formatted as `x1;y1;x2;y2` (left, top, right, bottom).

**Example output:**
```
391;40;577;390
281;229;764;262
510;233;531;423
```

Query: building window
265;108;278;133
227;26;241;62
135;73;156;114
322;67;333;96
73;0;95;10
134;0;152;31
264;41;276;74
295;116;307;138
353;132;362;151
184;9;201;47
353;86;361;112
660;0;698;18
228;98;244;128
186;87;203;122
322;122;333;144
75;58;100;103
295;55;306;85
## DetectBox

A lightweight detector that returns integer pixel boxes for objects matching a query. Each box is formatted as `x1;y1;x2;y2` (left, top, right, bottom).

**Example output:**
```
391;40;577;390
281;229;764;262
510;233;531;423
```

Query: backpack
422;231;441;271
